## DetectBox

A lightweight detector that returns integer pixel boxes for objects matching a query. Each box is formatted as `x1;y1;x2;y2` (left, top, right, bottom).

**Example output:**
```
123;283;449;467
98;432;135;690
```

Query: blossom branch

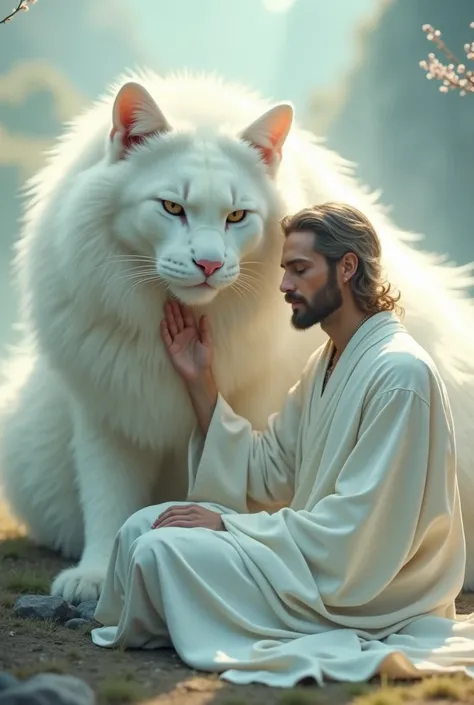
1;0;37;25
419;22;474;96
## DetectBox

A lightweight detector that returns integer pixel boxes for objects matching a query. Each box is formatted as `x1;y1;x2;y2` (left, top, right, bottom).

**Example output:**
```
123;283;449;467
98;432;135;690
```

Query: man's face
280;230;343;330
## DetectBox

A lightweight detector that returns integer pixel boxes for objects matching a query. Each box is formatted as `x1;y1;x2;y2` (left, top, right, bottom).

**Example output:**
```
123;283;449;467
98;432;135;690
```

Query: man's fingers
156;519;199;529
156;504;196;520
160;319;172;348
151;505;223;531
164;301;178;338
181;304;195;328
199;315;212;347
171;300;185;333
152;505;200;528
155;510;200;525
153;515;199;529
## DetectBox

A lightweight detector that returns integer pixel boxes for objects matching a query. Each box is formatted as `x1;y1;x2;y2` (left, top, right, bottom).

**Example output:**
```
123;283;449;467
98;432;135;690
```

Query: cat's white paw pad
51;565;106;604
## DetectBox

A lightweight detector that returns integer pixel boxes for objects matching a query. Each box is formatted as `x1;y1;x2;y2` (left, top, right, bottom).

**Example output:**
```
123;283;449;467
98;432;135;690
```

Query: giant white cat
1;70;473;604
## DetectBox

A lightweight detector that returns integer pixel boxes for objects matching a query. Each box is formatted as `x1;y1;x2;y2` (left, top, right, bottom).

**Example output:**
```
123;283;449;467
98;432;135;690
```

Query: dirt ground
2;502;474;705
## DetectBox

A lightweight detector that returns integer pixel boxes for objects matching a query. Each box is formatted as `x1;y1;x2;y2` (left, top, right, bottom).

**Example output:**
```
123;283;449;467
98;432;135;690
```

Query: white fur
1;69;473;603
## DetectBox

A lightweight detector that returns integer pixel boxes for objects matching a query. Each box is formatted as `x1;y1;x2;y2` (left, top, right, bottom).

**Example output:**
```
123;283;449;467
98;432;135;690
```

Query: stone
64;618;89;630
0;673;96;704
75;601;98;622
0;674;18;692
13;596;78;624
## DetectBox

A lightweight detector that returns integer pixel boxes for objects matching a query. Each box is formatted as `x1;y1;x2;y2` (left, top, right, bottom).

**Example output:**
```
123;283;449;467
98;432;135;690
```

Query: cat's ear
240;103;294;170
109;81;171;160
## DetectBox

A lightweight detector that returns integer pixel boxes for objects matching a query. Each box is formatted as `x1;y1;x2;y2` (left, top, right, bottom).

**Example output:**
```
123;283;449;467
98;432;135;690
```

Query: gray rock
13;596;78;624
64;618;89;630
0;673;95;705
0;674;18;692
75;601;98;622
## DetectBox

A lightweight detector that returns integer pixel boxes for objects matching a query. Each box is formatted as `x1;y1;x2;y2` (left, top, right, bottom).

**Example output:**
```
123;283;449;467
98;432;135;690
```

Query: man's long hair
280;202;404;317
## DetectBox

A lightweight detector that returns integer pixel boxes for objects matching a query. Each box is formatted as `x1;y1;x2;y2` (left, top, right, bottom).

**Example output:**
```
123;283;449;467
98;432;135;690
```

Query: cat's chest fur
34;304;192;448
37;293;259;451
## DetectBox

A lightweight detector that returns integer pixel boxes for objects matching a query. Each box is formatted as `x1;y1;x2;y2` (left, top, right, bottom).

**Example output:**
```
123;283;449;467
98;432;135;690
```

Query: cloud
0;59;86;180
0;59;85;123
0;123;52;180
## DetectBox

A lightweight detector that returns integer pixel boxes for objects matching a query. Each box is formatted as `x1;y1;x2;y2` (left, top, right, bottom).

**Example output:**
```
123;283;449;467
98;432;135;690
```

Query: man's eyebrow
280;258;312;269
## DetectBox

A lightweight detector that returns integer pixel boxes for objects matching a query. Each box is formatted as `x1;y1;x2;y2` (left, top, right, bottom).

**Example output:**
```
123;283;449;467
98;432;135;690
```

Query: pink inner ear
268;114;292;148
241;105;292;167
111;130;149;151
248;143;282;166
110;87;158;145
115;90;143;133
110;99;145;145
110;122;149;151
258;145;281;165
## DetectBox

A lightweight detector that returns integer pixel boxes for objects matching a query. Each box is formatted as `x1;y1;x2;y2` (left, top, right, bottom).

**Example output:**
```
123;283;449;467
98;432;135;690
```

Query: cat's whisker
107;269;158;286
240;264;274;278
107;264;157;274
238;271;263;286
229;282;247;306
237;283;259;300
231;277;260;302
240;260;274;269
239;271;269;287
239;269;277;294
98;255;157;271
109;266;158;277
237;274;263;297
237;284;258;300
107;254;156;263
126;275;162;295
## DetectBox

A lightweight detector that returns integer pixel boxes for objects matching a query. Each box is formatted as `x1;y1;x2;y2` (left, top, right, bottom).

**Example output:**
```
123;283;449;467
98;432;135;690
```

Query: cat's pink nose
194;259;223;277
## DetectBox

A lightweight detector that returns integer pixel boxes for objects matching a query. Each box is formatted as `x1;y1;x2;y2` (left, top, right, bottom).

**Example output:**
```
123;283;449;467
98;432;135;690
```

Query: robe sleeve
221;387;457;608
186;375;306;513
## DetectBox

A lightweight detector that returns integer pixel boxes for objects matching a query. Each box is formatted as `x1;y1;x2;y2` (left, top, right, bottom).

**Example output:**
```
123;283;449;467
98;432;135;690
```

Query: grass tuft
3;568;50;595
12;660;70;680
98;674;146;704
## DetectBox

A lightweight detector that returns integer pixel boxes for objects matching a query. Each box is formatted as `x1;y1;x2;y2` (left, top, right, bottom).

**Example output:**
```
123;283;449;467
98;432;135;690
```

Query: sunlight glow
262;0;297;13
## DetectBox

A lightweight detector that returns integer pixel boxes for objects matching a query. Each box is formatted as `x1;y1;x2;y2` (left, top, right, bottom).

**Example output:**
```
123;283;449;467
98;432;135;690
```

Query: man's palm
168;326;211;379
161;300;213;381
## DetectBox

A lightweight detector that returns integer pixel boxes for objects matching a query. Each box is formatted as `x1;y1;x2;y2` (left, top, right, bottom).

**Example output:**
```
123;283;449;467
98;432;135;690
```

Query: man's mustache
284;293;307;305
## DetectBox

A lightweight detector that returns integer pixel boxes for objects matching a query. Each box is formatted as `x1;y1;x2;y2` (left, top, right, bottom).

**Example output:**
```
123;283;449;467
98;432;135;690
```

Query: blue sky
117;0;379;112
0;0;380;115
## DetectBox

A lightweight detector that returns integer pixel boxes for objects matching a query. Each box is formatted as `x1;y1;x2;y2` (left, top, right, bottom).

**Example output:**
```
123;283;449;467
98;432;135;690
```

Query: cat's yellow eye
162;200;184;216
227;209;246;223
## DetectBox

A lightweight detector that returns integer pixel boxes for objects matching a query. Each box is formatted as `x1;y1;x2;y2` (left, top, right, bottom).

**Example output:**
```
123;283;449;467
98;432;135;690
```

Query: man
91;202;474;686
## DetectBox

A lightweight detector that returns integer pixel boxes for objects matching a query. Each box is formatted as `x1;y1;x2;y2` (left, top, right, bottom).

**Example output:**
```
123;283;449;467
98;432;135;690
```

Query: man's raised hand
160;300;213;382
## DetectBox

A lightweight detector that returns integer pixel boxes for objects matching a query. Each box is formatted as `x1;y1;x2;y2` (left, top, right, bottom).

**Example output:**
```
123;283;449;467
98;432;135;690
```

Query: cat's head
99;81;294;306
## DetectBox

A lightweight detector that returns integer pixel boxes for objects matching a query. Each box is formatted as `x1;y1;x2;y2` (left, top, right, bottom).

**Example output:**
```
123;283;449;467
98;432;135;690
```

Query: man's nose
194;259;224;277
279;273;294;293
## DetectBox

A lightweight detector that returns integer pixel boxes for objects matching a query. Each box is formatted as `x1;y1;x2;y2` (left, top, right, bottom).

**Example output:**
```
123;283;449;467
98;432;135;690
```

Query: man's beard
285;264;342;331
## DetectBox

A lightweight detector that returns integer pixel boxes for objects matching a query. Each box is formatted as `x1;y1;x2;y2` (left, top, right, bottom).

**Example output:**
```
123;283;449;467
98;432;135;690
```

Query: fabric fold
91;311;474;687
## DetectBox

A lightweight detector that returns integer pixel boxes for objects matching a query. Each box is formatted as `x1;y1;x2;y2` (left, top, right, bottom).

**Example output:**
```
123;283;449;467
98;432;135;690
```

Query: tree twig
1;0;37;25
419;22;474;96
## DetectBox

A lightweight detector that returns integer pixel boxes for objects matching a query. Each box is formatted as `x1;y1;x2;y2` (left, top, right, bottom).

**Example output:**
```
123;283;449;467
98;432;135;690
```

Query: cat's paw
51;564;106;604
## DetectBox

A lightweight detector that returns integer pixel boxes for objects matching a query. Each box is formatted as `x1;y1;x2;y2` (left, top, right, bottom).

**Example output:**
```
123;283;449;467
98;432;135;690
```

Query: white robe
91;311;474;687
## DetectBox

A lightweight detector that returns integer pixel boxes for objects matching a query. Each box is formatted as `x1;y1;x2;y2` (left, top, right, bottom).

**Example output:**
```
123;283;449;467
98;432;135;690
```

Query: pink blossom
420;22;474;96
1;0;38;25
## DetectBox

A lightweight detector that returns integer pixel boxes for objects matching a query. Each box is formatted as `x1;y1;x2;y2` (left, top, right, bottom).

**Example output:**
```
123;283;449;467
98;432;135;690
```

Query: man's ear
109;81;172;161
239;103;294;173
341;252;359;283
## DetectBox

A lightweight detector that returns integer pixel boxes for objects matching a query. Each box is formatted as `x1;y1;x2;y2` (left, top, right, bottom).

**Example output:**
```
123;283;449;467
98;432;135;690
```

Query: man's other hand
152;504;225;531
